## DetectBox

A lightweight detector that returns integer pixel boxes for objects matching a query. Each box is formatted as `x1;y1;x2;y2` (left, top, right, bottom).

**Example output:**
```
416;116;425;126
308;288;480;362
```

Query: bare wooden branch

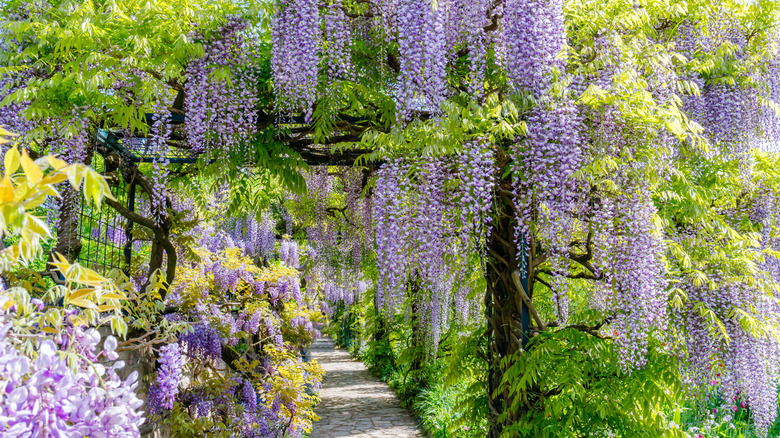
511;270;545;329
488;247;510;267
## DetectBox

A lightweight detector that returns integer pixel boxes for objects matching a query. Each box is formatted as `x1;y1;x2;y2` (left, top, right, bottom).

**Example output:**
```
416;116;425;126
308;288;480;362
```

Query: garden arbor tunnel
63;111;380;290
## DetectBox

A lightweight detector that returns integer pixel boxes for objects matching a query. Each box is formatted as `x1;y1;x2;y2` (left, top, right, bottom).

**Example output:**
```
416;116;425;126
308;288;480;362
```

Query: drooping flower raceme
183;17;260;157
0;324;145;437
151;343;184;411
324;0;353;81
271;0;320;121
179;324;222;361
280;239;299;268
396;0;447;120
502;0;566;97
371;157;479;349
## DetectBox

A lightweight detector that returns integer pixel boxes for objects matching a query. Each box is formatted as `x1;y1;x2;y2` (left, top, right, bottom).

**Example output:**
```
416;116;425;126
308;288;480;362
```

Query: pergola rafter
75;109;377;289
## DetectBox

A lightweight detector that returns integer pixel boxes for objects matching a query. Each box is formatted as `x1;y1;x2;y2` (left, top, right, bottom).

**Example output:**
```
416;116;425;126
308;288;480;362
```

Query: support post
519;240;530;349
123;181;136;276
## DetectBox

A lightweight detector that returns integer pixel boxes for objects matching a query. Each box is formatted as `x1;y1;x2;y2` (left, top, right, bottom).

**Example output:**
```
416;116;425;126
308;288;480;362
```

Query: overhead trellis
97;113;198;165
74;110;375;282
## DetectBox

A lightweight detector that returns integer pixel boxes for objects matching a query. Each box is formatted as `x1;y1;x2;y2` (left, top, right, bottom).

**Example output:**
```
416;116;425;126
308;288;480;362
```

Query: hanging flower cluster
149;343;185;412
396;0;447;120
373;159;410;312
679;278;780;433
372;156;485;347
0;323;144;437
271;0;320;121
179;324;223;361
511;99;586;324
280;238;300;268
324;0;353;81
502;0;566;97
184;16;261;156
459;137;495;246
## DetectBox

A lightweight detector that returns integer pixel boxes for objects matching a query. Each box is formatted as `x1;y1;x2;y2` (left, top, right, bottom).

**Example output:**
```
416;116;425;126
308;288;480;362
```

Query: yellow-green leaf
46;156;68;171
68;288;94;301
97;304;119;312
68;298;98;309
4;147;20;175
40;173;68;186
20;150;42;184
100;292;127;300
0;176;14;204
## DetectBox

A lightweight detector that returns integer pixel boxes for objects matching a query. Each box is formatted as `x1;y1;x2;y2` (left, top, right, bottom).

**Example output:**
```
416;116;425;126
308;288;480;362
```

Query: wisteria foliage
4;0;780;435
265;0;780;434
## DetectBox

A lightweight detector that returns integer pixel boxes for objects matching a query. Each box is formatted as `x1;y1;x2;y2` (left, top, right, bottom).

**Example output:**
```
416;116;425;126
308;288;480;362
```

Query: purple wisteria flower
153;343;184;410
0;327;144;437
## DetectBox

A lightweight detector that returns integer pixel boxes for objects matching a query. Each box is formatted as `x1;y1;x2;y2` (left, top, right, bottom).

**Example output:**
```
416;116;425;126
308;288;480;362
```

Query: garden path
309;337;425;438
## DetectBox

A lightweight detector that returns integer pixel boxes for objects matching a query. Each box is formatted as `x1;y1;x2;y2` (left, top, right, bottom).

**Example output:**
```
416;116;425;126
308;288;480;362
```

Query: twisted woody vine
2;0;780;437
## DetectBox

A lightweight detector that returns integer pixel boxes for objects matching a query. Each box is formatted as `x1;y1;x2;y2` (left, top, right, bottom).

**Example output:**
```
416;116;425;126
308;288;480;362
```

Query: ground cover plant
2;0;780;437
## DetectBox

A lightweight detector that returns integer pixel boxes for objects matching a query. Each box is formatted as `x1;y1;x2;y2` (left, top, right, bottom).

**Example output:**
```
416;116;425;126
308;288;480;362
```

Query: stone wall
98;327;168;437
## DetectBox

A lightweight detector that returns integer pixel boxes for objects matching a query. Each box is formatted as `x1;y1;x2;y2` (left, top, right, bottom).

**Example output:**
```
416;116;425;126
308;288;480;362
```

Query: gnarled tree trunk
52;131;96;264
486;153;537;437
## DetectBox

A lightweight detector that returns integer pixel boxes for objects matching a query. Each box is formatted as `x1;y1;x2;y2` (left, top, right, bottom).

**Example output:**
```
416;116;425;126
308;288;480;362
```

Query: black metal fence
77;119;198;275
76;152;132;274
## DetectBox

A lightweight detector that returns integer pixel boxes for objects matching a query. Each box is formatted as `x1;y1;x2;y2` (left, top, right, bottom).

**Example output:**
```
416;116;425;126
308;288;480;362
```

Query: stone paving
309;337;425;438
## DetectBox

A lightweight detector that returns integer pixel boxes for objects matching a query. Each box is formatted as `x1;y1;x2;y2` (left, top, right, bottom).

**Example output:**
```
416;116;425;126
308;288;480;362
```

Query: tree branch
488;247;510;267
511;270;545;329
104;197;156;229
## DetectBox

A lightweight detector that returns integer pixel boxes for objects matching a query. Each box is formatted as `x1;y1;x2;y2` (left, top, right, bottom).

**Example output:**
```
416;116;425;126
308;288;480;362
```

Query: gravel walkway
309;337;425;438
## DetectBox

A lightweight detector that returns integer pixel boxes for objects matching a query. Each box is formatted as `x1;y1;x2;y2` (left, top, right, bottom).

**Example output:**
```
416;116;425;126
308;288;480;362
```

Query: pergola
69;110;377;286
